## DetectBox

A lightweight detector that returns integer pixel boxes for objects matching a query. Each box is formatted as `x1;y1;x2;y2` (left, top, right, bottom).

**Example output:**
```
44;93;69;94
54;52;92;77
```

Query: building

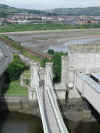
79;16;99;25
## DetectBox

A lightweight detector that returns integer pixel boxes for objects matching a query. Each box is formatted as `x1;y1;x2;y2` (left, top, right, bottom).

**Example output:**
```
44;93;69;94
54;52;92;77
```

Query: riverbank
0;96;40;117
0;96;97;123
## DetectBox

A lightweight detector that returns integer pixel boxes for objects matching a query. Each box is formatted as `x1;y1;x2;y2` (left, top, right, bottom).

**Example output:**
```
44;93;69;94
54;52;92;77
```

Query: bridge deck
32;63;69;133
44;89;60;133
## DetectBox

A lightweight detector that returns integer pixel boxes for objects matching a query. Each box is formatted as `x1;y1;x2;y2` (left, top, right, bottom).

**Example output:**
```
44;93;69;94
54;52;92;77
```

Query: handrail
76;72;100;94
31;63;69;133
34;71;49;133
46;71;69;133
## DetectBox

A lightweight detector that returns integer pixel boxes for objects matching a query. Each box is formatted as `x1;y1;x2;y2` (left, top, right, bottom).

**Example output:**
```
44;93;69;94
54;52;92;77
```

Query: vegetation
47;49;67;83
40;58;49;67
0;35;41;62
6;54;26;81
3;80;27;96
52;53;61;83
1;55;28;96
0;23;100;33
52;7;100;16
1;4;100;16
0;4;46;14
48;49;55;55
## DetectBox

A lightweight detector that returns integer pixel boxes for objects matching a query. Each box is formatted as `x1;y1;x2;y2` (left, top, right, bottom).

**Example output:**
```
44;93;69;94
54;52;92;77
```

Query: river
0;111;43;133
0;111;100;133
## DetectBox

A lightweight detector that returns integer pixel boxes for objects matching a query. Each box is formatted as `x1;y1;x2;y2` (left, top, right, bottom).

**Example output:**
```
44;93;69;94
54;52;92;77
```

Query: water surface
0;112;43;133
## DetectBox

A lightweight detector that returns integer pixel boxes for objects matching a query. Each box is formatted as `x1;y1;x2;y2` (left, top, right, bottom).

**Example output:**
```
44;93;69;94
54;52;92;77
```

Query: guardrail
34;70;49;133
46;71;69;133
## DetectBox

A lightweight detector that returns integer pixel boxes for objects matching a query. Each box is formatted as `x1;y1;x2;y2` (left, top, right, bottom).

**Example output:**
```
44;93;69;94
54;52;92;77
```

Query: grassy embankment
0;35;42;62
1;55;28;96
5;80;28;96
0;23;100;33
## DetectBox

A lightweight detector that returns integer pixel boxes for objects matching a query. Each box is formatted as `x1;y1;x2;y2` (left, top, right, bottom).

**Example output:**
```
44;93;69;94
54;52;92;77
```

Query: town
0;13;100;25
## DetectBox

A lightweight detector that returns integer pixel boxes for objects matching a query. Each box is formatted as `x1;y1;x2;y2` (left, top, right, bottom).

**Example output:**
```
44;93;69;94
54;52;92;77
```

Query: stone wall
0;96;40;117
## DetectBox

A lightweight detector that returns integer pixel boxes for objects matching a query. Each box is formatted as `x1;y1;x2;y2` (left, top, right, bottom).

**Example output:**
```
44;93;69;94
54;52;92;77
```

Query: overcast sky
0;0;100;10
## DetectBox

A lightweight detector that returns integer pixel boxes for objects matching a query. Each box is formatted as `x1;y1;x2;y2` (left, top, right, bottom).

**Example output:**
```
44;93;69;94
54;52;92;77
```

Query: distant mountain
0;4;100;16
52;7;100;16
0;4;46;15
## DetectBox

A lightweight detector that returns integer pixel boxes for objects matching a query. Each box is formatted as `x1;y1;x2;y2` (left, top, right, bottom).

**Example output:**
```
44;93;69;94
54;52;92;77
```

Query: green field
0;23;100;33
4;80;28;96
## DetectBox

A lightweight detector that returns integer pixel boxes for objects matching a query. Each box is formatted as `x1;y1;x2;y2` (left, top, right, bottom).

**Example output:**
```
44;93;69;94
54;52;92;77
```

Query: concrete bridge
74;72;100;114
30;62;69;133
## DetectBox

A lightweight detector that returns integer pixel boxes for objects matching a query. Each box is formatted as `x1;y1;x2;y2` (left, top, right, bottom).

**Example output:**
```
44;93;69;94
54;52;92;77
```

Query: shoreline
0;96;97;123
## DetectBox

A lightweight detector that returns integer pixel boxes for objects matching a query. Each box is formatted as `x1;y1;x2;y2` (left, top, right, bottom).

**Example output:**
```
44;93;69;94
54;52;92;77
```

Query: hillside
52;7;100;16
0;4;46;16
0;4;100;16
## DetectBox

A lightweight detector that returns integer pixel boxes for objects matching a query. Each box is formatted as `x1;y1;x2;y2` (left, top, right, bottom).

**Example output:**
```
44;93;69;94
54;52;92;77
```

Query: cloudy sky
0;0;100;10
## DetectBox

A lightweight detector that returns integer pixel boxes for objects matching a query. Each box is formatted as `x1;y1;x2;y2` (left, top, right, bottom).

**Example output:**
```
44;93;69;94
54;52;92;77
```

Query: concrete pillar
61;56;68;85
45;62;53;89
20;74;24;86
30;62;40;89
29;62;40;101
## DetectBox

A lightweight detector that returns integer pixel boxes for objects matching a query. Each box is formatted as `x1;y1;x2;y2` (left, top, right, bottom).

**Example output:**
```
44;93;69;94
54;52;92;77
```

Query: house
78;16;99;25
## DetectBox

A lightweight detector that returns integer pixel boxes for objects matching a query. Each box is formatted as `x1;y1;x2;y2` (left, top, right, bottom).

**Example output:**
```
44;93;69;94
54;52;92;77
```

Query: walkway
31;63;69;133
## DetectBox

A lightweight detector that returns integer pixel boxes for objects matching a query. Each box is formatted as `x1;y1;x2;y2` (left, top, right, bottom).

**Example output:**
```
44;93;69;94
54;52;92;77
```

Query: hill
0;4;46;17
0;4;100;16
52;7;100;16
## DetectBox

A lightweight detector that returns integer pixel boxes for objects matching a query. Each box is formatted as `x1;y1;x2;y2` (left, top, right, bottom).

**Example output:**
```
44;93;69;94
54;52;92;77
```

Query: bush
48;49;54;55
40;58;49;67
52;54;61;83
6;55;26;81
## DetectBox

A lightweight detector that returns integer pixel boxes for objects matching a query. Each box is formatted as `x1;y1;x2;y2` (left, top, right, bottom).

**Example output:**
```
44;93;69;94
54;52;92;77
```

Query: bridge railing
45;70;69;133
32;65;49;133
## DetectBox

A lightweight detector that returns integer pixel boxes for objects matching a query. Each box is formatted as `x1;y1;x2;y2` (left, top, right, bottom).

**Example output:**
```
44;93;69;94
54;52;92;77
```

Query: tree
0;12;8;18
52;54;61;83
48;49;54;55
6;55;26;81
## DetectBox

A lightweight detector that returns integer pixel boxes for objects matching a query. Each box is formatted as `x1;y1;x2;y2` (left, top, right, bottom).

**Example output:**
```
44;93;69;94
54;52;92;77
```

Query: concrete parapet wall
0;96;40;117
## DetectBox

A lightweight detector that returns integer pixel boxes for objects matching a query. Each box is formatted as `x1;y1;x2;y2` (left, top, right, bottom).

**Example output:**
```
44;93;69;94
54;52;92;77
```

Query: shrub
6;55;26;81
52;54;61;83
48;49;54;55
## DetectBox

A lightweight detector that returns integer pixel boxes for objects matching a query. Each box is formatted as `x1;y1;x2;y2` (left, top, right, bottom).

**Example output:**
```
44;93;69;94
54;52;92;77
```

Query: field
0;23;100;33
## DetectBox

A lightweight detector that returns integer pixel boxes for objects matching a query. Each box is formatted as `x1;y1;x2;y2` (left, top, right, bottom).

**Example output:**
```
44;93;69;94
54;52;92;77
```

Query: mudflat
6;29;100;52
